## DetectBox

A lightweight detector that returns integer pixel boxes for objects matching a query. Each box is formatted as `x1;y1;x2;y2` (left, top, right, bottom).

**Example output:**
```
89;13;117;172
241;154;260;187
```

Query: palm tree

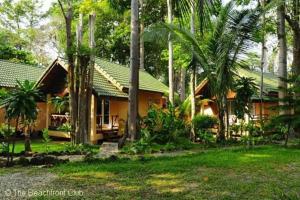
162;1;259;141
128;0;140;141
5;80;40;153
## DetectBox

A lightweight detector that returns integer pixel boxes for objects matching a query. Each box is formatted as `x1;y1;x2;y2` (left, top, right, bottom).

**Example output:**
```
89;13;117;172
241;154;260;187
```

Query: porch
47;113;122;141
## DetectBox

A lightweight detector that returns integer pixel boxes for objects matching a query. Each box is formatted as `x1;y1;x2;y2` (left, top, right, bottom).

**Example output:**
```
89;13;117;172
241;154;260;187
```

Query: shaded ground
0;145;300;199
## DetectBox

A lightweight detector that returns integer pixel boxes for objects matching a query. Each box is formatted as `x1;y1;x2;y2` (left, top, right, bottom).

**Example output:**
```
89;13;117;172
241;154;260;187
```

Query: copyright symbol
4;189;11;196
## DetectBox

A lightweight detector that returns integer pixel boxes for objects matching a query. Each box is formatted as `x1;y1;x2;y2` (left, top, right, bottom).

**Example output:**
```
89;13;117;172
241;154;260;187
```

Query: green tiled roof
238;68;278;93
0;60;45;88
93;68;128;98
95;58;168;94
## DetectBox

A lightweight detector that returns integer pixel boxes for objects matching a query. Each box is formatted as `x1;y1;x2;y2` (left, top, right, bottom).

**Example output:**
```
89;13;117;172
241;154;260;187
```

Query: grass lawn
12;139;68;153
27;145;300;200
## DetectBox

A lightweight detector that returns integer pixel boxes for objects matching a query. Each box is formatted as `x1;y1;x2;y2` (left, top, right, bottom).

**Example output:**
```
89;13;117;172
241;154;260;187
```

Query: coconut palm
158;1;259;141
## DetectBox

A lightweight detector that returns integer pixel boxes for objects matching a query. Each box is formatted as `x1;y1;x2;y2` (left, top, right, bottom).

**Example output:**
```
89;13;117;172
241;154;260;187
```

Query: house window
97;98;110;125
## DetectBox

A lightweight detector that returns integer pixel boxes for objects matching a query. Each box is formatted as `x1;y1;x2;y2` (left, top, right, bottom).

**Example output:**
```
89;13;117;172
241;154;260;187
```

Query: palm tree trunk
10;115;20;165
277;0;287;116
167;0;174;105
190;0;196;141
139;0;145;70
180;68;186;101
128;0;139;141
259;0;266;125
86;13;96;144
24;125;32;153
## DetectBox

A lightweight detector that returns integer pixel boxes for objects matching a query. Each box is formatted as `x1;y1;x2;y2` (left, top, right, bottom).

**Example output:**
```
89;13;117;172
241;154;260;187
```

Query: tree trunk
24;125;32;153
167;0;174;105
217;103;226;142
86;13;96;144
10;115;20;165
190;0;196;141
277;1;287;116
139;0;145;70
260;0;266;125
58;0;77;144
128;0;139;141
180;68;186;101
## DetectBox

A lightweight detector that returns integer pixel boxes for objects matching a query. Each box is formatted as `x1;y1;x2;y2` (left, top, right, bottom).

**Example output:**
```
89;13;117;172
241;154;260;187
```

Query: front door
97;98;110;129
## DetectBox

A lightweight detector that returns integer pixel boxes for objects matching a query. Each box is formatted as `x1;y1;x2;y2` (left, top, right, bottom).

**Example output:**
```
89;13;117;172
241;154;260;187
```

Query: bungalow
195;68;279;124
0;58;168;144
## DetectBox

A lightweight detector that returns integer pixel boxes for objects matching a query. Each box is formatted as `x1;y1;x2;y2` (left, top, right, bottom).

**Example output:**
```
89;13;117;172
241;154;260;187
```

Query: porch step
98;142;119;158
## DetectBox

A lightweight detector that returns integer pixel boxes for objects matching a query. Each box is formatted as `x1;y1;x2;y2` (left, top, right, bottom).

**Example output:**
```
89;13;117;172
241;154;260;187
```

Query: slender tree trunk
260;0;266;125
86;13;96;144
180;68;186;101
139;0;145;70
190;0;196;141
76;14;87;144
128;0;139;141
167;0;174;105
277;1;287;115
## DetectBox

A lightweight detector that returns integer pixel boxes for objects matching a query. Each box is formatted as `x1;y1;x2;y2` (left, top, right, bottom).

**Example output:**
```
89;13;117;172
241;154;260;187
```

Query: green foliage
63;143;95;155
142;104;190;145
0;124;14;153
51;96;69;114
0;45;37;65
58;123;72;133
197;130;216;146
233;77;257;119
192;115;218;131
4;80;40;122
123;104;192;154
42;129;51;153
123;129;155;154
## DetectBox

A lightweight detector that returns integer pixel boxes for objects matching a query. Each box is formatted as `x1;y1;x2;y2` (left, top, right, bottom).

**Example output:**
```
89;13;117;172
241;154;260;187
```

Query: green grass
11;139;68;153
29;145;300;200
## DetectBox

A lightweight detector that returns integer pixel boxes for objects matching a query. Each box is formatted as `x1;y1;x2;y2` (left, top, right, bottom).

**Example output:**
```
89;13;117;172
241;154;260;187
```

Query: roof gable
0;59;45;88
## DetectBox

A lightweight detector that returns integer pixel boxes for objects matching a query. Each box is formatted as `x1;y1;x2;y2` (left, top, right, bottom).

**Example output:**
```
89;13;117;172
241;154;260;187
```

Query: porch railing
49;114;70;130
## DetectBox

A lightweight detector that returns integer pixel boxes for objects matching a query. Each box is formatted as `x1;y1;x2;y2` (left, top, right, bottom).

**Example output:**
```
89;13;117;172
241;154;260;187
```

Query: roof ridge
0;59;45;69
93;67;127;97
94;63;125;92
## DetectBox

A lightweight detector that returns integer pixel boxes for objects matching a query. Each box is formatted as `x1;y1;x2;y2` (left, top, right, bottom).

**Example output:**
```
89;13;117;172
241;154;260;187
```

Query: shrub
42;129;51;153
63;143;95;155
142;105;190;145
196;130;215;145
192;115;218;132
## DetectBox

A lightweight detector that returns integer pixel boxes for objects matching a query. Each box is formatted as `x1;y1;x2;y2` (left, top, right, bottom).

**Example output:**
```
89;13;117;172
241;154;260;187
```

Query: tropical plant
0;124;14;166
146;1;259;142
4;80;40;153
51;96;69;114
142;104;190;144
42;128;51;153
268;75;300;147
233;77;257;119
192;114;218;131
